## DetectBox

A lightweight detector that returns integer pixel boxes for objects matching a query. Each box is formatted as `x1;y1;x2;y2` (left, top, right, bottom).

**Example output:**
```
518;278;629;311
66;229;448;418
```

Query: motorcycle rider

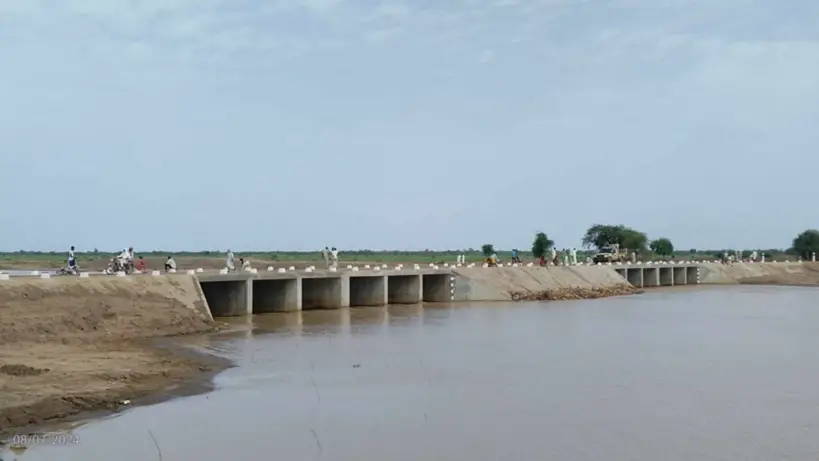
116;248;134;272
511;249;521;264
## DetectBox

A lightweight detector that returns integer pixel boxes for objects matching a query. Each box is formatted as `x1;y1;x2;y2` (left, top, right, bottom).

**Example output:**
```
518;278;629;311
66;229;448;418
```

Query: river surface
12;285;819;461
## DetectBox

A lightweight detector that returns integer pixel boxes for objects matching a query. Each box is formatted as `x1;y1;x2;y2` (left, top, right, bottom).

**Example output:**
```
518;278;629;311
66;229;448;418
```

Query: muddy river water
12;285;819;460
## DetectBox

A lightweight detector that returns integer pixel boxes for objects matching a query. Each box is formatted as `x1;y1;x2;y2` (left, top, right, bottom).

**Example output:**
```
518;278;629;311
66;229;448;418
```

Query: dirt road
0;276;225;437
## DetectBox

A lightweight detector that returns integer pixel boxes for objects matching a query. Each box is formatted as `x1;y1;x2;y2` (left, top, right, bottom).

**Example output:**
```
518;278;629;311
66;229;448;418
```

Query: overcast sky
1;0;817;252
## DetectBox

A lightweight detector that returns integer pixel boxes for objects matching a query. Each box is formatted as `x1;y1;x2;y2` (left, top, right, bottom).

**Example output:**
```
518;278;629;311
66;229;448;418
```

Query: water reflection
19;286;819;461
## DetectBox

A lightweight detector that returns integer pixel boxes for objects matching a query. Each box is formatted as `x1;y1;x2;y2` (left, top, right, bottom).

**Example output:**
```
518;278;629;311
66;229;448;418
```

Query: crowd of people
485;248;583;267
62;245;782;277
63;246;173;274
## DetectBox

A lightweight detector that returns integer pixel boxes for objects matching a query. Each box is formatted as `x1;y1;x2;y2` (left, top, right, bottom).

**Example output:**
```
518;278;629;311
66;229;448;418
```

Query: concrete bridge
197;268;454;316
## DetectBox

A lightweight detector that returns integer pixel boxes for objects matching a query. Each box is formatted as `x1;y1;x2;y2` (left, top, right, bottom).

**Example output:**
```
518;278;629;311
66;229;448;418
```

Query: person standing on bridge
330;247;339;269
321;247;331;268
226;249;235;272
67;246;76;270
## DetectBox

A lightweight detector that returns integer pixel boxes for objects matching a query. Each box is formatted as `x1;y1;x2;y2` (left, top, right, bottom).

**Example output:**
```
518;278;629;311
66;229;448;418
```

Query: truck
592;244;629;264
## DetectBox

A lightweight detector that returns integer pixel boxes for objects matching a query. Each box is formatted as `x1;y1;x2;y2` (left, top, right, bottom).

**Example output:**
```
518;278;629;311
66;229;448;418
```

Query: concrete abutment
686;266;699;284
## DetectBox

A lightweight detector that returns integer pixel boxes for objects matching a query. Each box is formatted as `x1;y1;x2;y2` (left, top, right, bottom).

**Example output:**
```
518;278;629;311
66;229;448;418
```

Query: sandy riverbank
0;276;225;437
699;261;819;286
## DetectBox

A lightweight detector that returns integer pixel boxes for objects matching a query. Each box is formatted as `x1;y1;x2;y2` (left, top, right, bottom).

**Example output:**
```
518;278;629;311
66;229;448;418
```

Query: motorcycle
57;265;80;276
105;258;133;275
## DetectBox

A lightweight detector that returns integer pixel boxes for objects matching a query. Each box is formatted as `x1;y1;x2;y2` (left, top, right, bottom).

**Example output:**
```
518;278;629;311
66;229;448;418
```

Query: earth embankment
0;275;221;436
454;266;636;301
698;262;819;286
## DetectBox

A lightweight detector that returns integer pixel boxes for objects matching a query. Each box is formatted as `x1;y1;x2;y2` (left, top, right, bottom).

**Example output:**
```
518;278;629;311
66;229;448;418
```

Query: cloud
1;0;817;250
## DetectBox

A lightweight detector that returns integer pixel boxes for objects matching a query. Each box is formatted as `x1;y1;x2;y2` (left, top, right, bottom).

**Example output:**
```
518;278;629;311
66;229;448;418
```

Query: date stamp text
3;432;80;447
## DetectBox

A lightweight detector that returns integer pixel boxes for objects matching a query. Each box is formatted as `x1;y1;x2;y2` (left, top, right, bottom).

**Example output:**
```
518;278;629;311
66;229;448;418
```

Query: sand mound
0;275;219;435
698;262;819;286
454;266;632;301
0;275;213;346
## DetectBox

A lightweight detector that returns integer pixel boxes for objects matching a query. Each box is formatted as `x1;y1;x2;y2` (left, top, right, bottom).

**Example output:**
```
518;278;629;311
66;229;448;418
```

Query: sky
1;0;817;252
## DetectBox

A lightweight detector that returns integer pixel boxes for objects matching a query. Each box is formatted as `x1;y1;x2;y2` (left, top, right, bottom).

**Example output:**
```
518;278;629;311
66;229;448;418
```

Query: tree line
481;225;819;260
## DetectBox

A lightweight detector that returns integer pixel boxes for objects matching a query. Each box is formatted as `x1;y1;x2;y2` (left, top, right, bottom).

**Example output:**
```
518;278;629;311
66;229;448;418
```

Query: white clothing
166;258;177;269
330;250;339;260
227;251;235;269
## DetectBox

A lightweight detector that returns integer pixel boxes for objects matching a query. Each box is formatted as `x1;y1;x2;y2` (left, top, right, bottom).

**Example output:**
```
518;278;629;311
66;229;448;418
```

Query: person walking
226;249;235;272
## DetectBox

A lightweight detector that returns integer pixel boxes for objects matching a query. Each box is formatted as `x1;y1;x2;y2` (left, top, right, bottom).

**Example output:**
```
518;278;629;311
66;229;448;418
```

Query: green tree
531;232;554;258
481;244;495;257
582;224;648;251
649;238;674;257
791;229;819;260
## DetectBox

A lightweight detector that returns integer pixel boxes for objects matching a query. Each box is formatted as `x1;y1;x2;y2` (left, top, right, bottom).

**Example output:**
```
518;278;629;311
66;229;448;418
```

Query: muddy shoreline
510;285;641;301
0;335;233;440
